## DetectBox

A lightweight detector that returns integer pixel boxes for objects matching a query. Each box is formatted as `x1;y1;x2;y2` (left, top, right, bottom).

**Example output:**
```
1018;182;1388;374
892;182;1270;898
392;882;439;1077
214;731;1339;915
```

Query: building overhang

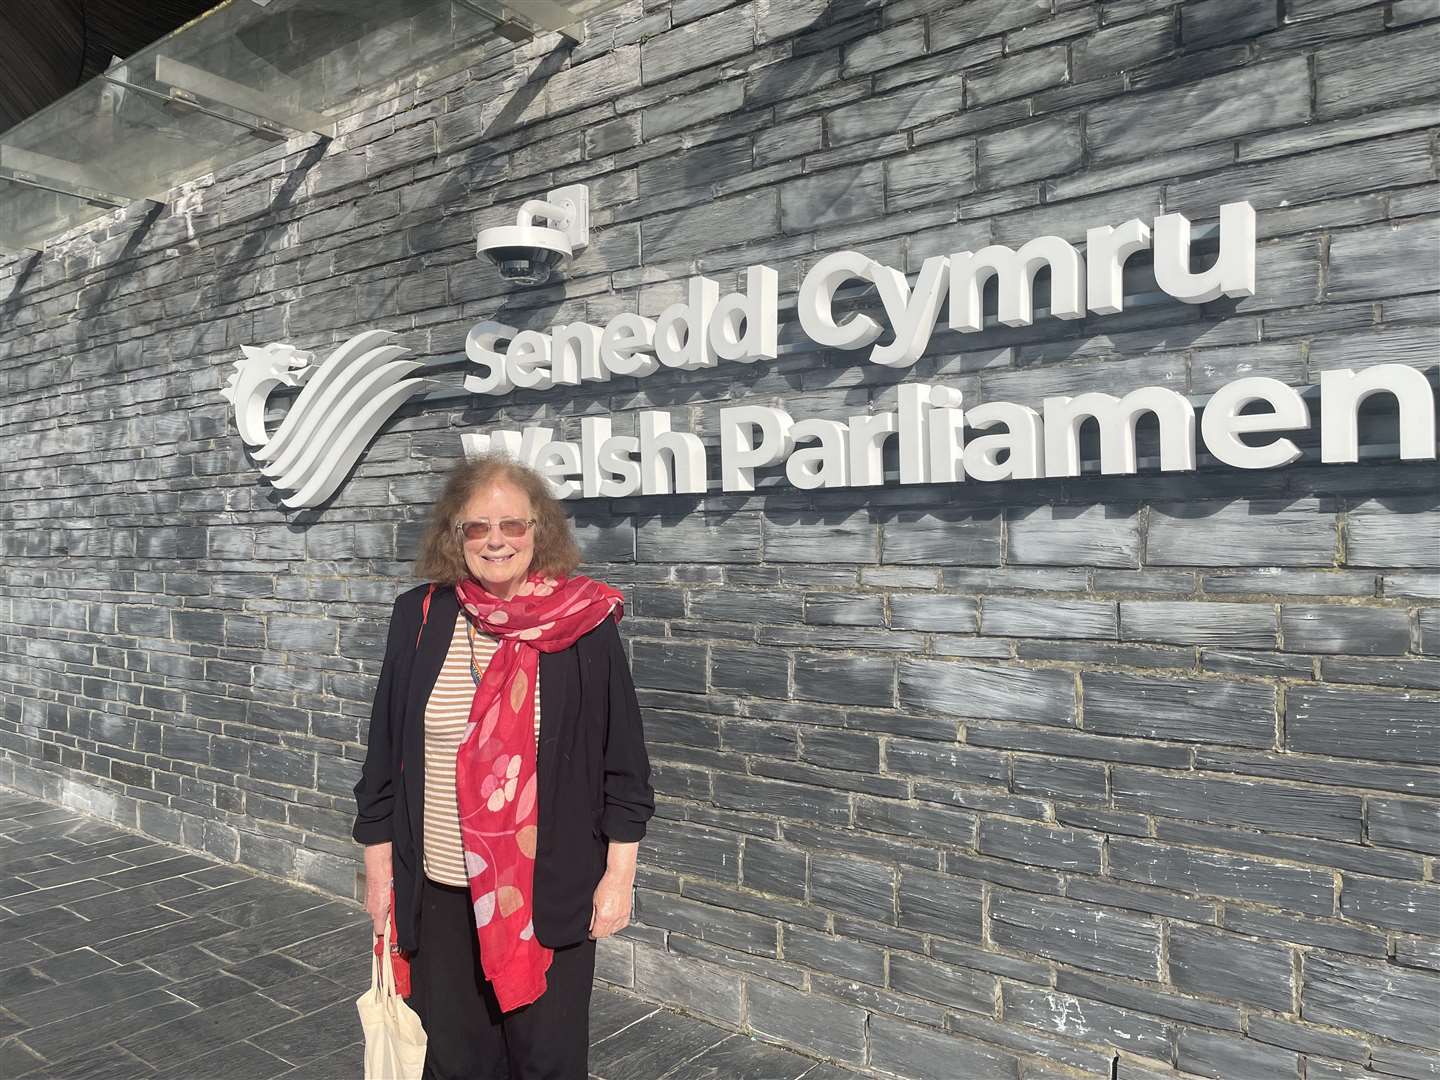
0;0;627;254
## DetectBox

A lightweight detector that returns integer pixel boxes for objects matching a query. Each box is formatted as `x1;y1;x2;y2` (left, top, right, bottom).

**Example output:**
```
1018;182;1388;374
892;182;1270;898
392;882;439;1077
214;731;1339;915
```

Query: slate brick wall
2;1;1438;1077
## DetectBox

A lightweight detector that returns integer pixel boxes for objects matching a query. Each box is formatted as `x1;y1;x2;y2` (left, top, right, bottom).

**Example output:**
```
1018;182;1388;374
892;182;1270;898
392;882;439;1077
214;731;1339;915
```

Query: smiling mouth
482;554;514;564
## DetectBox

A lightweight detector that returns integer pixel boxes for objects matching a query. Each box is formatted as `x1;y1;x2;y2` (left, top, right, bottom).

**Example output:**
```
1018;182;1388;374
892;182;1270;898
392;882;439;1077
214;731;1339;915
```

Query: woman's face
458;481;536;600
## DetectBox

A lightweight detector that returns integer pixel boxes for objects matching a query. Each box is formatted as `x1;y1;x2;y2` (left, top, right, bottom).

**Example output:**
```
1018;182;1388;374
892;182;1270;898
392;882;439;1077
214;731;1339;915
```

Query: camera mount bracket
515;185;589;252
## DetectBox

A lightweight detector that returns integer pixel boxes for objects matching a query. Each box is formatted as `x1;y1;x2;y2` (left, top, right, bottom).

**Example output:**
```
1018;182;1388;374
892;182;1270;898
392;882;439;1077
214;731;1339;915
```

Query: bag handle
376;908;398;998
414;582;437;649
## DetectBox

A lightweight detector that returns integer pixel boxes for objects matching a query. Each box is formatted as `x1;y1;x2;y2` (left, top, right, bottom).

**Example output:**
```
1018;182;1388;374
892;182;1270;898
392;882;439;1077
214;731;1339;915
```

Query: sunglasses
455;518;536;541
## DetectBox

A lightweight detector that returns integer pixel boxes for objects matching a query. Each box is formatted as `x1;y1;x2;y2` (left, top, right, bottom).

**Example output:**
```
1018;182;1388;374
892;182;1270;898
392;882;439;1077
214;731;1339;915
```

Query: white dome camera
475;184;589;286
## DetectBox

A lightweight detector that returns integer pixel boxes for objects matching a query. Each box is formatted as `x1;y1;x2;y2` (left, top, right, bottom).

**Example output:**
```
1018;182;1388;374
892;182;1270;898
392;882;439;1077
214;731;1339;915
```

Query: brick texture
1;2;1437;1078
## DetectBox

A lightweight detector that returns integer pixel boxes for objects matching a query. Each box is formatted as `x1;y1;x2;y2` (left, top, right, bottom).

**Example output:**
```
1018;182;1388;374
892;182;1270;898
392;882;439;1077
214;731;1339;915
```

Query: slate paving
0;789;854;1080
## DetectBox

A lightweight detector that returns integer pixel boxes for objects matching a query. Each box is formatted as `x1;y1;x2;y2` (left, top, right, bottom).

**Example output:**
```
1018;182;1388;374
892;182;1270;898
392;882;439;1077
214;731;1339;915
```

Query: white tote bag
356;918;427;1080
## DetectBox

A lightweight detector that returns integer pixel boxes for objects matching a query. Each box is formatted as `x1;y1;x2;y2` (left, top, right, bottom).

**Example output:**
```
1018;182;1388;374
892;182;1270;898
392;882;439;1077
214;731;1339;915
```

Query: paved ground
0;788;853;1080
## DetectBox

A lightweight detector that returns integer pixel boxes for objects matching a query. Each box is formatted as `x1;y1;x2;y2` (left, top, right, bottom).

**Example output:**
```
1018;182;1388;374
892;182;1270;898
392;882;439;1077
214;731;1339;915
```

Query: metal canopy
0;0;628;254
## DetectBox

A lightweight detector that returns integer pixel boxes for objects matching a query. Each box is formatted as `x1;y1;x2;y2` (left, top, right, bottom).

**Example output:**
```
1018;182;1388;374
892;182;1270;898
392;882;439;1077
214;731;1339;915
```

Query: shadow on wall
223;139;333;276
0;249;42;321
220;51;563;523
616;0;858;262
465;0;885;337
197;0;933;517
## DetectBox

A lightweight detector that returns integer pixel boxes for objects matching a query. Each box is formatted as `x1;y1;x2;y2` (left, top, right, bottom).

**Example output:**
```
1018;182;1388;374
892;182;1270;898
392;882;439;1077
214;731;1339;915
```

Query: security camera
476;184;589;286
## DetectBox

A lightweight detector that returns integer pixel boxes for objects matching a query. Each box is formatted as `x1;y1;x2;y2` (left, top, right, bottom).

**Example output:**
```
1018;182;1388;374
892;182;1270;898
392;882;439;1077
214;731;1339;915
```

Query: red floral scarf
450;572;624;1011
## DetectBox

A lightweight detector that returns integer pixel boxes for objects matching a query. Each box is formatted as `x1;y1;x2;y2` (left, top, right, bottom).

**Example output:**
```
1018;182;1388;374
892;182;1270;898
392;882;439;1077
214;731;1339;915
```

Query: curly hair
414;454;583;585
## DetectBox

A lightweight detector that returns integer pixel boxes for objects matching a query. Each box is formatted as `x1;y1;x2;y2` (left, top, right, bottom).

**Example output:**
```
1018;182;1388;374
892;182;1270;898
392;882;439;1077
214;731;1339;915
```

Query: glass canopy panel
0;0;629;252
0;182;97;256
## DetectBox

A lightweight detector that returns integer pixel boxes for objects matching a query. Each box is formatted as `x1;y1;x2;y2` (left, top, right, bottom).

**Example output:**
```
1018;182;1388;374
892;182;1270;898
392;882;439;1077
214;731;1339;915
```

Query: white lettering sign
466;269;779;395
465;367;1438;500
228;201;1436;507
467;204;1256;394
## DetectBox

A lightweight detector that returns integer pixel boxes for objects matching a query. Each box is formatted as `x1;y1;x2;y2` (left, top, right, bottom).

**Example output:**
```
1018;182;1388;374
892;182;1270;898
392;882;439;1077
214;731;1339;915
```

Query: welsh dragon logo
220;330;429;508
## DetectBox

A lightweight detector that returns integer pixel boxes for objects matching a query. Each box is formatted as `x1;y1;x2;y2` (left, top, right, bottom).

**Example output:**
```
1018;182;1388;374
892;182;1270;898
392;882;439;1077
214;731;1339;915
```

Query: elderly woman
352;453;653;1079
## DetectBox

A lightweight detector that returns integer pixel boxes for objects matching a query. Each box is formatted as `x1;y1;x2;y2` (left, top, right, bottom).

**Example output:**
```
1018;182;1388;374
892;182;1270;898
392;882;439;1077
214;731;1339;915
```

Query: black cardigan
352;582;654;952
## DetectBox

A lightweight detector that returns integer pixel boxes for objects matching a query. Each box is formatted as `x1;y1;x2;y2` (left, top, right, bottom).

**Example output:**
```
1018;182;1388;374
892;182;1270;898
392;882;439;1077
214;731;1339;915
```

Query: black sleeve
351;593;412;845
597;618;655;843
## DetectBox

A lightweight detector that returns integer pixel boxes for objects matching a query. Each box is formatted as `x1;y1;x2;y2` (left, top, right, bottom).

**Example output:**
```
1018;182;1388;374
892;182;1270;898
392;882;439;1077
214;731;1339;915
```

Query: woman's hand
364;841;394;936
589;841;639;939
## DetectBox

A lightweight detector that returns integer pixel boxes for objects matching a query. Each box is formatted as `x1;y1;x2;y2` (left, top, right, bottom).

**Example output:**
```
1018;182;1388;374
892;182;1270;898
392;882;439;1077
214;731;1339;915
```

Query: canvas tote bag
357;915;427;1079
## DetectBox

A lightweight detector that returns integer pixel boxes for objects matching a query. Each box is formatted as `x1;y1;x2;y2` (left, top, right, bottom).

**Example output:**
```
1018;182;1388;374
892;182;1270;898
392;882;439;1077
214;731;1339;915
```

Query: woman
352;453;653;1079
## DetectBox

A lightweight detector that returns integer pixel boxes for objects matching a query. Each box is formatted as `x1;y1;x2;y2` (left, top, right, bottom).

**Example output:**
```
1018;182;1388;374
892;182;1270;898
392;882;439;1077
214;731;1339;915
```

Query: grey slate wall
2;1;1438;1077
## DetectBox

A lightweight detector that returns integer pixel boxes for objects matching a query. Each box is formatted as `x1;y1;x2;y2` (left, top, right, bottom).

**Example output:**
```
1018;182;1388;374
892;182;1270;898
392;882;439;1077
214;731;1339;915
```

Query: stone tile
590;1009;730;1079
198;903;365;965
15;991;196;1065
184;865;254;888
212;890;336;929
222;952;313;990
98;914;241;965
275;923;367;968
115;991;298;1068
84;876;209;914
0;857;70;884
0;795;54;816
272;1042;364;1079
65;834;156;861
312;949;371;990
0;878;120;917
4;962;173;1027
138;942;224;981
256;971;353;1013
1176;1028;1299;1080
160;877;297;918
99;855;217;889
869;1013;1018;1079
14;857;134;890
26;947;117;986
22;1045;157;1079
165;970;258;1009
0;1039;46;1078
781;163;886;233
662;1032;815;1080
0;905;91;944
635;943;744;1023
111;846;205;869
1286;686;1440;766
11;808;85;829
990;890;1161;979
1088;57;1311;163
0;939;52;971
110;843;187;867
27;905;187;956
149;1040;291;1080
0;967;55;1002
256;998;361;1066
588;986;662;1043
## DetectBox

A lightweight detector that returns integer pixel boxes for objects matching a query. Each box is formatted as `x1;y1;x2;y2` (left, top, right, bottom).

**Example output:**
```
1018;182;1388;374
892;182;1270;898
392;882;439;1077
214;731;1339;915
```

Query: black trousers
410;876;596;1080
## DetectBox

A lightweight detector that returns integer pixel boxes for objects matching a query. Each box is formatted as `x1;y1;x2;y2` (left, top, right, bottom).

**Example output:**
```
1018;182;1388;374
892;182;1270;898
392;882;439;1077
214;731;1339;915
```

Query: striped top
422;612;541;887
